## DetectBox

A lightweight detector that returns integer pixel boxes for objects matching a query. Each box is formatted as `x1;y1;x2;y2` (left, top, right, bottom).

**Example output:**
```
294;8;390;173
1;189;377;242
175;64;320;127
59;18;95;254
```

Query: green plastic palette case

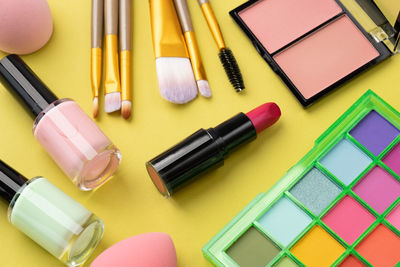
203;90;400;266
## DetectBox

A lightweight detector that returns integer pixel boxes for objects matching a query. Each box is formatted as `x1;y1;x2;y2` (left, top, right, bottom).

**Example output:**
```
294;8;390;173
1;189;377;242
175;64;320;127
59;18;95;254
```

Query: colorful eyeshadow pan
350;111;400;156
226;227;280;267
356;224;400;266
383;143;400;175
290;168;341;215
258;197;312;246
322;195;375;244
339;255;366;267
230;0;397;106
319;139;372;185
203;91;400;266
353;167;400;214
387;204;400;231
275;256;298;267
238;0;342;53
291;226;345;267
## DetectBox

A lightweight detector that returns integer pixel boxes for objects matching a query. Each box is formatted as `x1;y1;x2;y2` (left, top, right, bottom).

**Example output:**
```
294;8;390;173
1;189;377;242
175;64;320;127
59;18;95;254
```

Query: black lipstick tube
146;113;257;197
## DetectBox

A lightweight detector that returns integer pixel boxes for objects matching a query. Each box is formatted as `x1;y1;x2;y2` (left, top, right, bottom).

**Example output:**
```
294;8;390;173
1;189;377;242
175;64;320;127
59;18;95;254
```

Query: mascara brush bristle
218;48;244;92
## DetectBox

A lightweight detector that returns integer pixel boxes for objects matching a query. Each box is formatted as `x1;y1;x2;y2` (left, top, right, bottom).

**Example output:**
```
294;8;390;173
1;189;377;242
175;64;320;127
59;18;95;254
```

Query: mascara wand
198;0;244;92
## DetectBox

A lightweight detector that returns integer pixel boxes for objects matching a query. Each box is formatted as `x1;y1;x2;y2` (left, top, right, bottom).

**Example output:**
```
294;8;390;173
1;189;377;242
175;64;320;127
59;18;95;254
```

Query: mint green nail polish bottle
0;160;104;266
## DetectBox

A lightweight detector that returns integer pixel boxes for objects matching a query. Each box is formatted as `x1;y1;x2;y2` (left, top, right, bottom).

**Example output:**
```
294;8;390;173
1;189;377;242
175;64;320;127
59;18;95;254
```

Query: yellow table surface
0;0;399;266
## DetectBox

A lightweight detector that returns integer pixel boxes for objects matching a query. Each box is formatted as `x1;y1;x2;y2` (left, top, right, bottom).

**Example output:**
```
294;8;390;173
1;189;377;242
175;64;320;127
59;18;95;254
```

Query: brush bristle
121;100;132;119
218;48;245;92
93;97;99;118
155;57;197;104
197;80;212;98
104;92;121;113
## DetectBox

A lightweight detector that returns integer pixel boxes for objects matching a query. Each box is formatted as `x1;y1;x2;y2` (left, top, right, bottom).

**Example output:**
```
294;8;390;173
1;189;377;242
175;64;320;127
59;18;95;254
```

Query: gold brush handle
120;51;132;101
149;0;189;58
104;0;120;94
91;0;103;98
198;0;225;50
120;0;132;102
91;48;102;98
174;0;207;81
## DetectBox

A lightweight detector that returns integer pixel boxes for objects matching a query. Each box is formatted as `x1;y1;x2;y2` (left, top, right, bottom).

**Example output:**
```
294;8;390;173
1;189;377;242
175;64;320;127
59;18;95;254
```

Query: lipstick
0;55;121;190
146;102;281;197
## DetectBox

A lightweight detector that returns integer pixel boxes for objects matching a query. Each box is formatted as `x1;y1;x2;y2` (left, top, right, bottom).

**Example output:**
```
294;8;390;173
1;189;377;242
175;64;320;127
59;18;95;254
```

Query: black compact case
230;0;399;106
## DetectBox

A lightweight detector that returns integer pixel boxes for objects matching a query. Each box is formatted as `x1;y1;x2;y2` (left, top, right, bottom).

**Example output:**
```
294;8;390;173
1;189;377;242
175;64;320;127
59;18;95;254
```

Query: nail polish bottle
0;160;104;266
0;55;121;190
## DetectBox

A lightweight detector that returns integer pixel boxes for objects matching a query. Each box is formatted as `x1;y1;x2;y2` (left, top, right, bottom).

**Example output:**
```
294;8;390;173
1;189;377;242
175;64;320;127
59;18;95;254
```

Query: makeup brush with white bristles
174;0;211;98
104;0;121;113
149;0;197;104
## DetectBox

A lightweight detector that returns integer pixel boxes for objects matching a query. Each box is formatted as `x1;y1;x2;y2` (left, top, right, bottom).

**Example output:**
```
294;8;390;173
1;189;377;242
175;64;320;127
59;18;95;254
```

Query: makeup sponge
0;0;53;54
90;233;178;267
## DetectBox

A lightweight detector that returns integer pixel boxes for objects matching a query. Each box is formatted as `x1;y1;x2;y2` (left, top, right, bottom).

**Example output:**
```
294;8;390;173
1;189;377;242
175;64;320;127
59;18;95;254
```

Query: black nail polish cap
0;160;28;203
0;54;58;118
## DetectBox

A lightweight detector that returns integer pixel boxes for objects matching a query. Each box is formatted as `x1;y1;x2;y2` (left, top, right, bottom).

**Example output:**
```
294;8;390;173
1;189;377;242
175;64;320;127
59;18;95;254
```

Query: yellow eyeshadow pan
291;226;345;266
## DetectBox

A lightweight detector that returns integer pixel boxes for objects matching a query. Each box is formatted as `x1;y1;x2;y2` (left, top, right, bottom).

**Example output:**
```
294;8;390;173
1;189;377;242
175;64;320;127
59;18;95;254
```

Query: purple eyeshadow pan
350;111;399;156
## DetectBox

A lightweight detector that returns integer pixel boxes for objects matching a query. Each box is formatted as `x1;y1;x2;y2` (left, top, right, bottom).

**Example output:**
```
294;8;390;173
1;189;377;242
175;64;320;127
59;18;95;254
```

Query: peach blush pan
238;0;342;54
273;15;379;100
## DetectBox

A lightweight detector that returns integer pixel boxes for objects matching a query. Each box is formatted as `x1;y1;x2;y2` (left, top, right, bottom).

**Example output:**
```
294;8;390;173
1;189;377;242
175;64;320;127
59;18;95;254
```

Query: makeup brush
197;0;244;92
174;0;211;98
104;0;121;113
149;0;197;104
91;0;103;118
120;0;132;119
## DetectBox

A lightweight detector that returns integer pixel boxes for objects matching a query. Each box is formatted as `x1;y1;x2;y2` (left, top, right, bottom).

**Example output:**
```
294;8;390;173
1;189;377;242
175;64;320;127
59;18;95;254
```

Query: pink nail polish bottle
0;55;121;190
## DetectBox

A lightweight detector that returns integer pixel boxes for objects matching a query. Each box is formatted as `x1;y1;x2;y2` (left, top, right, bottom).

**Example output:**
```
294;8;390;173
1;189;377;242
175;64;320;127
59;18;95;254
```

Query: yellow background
0;0;399;266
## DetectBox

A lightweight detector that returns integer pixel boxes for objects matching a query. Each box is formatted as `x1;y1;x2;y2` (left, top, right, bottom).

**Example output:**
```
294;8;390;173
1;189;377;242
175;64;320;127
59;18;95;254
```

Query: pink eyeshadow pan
273;15;379;100
387;204;400;231
323;195;375;244
353;167;400;214
383;143;400;175
238;0;342;53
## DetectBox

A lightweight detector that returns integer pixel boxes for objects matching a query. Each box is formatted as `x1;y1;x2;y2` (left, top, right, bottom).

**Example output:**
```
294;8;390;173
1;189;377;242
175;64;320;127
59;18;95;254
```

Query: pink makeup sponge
0;0;53;54
90;233;178;267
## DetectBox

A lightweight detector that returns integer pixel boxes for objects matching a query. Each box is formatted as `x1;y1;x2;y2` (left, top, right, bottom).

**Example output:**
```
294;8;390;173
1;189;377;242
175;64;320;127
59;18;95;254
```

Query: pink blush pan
238;0;342;53
273;15;379;100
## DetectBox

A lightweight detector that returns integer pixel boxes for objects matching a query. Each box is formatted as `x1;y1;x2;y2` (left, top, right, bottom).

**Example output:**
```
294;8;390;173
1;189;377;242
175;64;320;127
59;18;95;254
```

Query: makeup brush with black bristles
197;0;244;92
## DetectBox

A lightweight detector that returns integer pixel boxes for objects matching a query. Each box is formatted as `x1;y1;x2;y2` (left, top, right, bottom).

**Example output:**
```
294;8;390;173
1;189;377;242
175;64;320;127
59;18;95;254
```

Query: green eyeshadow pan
274;256;298;267
226;227;280;267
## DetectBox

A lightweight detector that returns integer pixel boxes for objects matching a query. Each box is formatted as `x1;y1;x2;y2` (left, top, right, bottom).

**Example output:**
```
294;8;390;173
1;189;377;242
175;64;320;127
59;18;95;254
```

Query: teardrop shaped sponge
90;233;177;267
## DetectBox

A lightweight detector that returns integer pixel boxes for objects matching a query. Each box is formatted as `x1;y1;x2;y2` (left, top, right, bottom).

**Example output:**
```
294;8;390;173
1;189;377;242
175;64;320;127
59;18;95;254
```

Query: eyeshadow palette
230;0;400;106
203;90;400;266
